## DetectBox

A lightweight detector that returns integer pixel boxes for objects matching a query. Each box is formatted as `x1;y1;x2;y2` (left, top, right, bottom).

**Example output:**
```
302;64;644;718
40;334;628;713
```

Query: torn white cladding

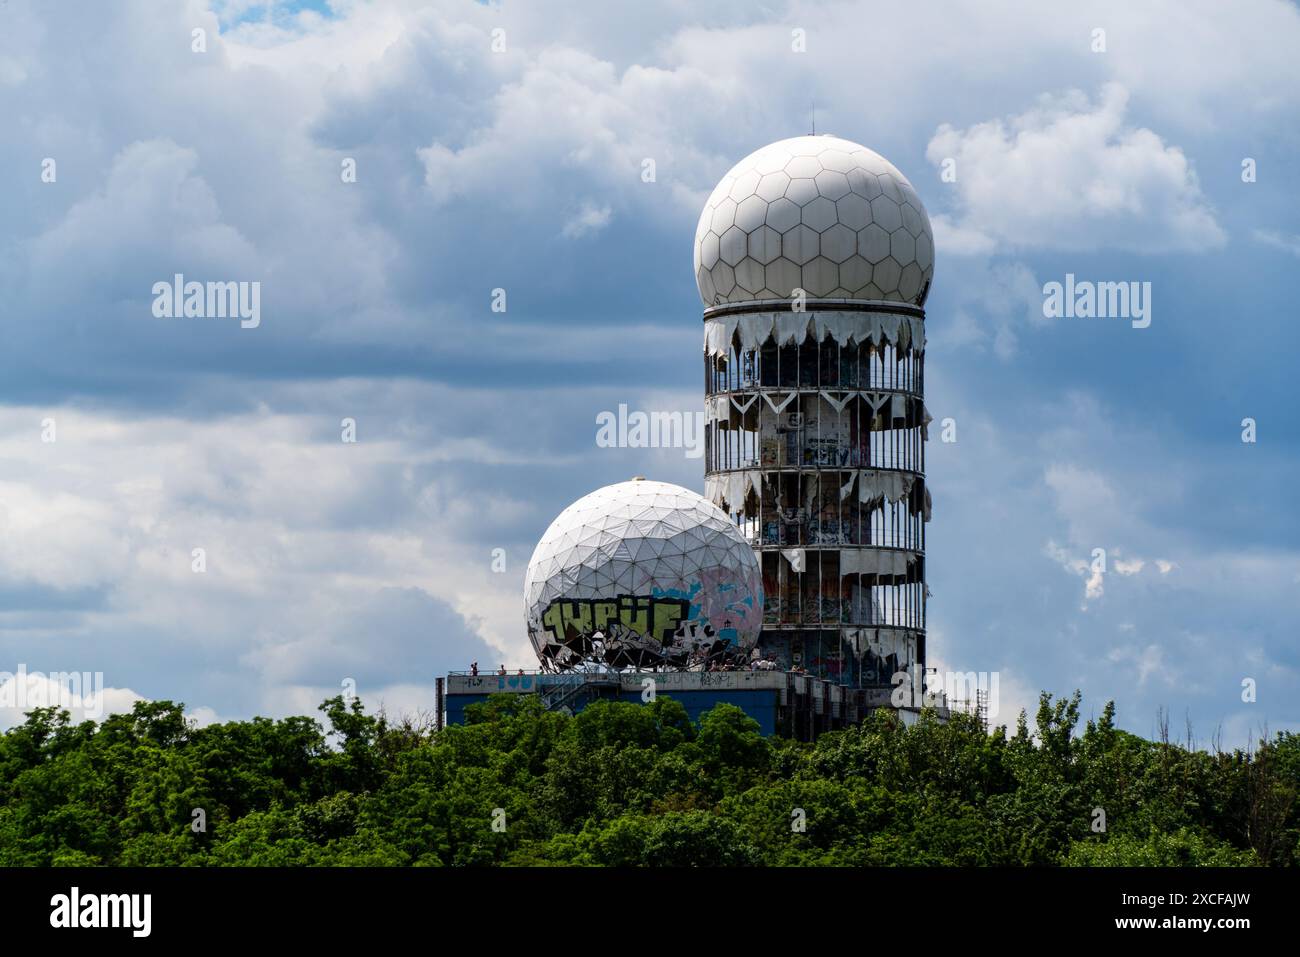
703;309;926;358
839;469;922;508
704;470;763;516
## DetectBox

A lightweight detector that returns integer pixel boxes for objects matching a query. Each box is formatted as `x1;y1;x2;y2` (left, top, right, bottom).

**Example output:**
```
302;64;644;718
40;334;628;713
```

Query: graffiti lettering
541;595;689;647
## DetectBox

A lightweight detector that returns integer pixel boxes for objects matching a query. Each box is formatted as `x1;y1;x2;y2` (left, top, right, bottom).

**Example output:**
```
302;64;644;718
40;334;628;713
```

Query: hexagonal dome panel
756;171;790;202
801;196;838;232
873;256;903;292
765;197;801;233
719;225;747;266
695;135;933;307
839;256;873;291
821;223;857;263
782;224;820;265
765;258;801;297
734;194;768;233
891;229;916;264
814;169;851;200
748;225;782;264
734;257;765;295
836;194;871;230
859;223;891;264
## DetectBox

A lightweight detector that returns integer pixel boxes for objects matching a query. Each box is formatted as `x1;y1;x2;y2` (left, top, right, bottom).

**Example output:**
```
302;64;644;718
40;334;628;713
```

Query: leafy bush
0;692;1292;866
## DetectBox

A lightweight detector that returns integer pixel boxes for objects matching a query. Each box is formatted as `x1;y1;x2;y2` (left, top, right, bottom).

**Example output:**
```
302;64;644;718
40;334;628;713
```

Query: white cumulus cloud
926;84;1225;254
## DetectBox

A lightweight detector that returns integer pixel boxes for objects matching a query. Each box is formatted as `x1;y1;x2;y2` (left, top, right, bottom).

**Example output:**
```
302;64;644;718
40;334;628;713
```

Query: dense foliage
0;692;1295;866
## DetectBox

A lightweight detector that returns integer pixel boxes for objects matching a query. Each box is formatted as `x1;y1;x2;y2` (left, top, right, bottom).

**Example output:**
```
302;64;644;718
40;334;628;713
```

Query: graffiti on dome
695;566;760;644
540;594;691;648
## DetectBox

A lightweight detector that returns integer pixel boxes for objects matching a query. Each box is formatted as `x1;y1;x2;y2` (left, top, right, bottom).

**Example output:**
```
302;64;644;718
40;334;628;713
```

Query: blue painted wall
445;689;779;735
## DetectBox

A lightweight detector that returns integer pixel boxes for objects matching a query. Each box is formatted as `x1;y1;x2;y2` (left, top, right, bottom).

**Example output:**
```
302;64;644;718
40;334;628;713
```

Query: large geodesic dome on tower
524;479;763;670
694;135;934;307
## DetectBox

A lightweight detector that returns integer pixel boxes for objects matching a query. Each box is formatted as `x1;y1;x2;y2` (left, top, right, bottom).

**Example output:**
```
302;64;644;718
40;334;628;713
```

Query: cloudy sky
0;0;1297;744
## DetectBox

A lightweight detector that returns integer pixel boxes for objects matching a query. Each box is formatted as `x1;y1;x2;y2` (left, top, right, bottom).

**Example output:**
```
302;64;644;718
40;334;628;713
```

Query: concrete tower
697;135;934;689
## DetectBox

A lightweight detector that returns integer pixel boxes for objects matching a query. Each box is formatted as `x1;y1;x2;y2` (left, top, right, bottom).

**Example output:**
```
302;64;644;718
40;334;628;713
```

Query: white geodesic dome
694;135;934;307
524;479;763;670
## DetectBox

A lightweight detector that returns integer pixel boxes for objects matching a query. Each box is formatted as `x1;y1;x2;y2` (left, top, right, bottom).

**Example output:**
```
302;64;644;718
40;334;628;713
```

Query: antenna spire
810;99;816;135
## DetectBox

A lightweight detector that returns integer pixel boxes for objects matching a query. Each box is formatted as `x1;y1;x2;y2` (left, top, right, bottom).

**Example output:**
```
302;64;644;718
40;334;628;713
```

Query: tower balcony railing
746;523;925;550
708;461;923;476
706;380;924;400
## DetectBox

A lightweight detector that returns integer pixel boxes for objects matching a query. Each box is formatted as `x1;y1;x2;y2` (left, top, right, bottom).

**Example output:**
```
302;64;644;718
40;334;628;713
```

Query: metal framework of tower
703;300;930;689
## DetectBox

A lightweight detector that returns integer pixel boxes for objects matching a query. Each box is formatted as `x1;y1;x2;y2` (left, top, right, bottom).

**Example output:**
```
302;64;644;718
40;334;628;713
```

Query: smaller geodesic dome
524;479;763;670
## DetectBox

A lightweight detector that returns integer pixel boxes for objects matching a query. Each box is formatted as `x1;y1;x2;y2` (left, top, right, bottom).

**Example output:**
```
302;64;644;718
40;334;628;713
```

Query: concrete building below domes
443;668;931;740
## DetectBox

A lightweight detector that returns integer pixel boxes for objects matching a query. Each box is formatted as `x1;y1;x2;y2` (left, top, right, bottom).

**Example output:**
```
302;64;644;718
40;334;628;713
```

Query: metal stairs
539;672;622;714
